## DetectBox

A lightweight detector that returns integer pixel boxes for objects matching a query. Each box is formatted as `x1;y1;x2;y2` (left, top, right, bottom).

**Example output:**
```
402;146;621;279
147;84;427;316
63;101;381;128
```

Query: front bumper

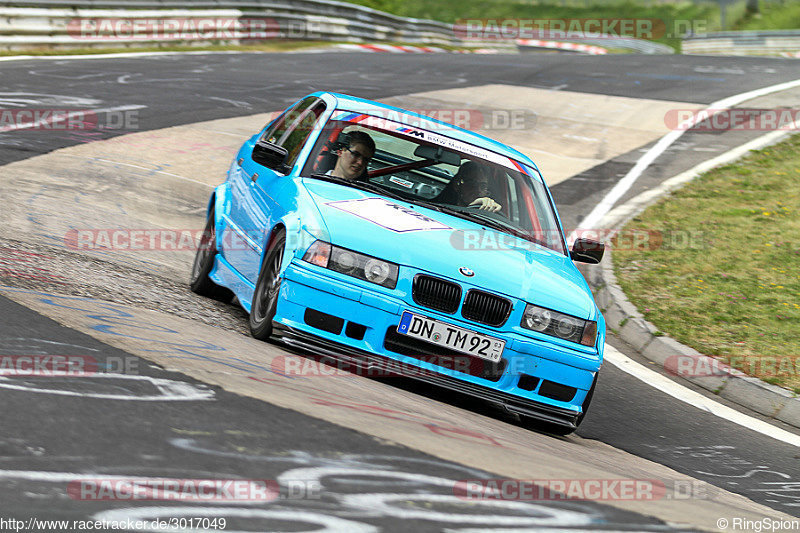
274;260;601;429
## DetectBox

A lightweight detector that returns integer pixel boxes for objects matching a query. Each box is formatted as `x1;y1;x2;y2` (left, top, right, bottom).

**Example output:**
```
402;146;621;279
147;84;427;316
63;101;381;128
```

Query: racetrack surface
2;50;800;531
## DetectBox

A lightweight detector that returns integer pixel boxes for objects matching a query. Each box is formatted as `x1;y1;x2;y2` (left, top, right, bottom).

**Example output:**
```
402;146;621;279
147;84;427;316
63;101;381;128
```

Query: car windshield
300;112;567;255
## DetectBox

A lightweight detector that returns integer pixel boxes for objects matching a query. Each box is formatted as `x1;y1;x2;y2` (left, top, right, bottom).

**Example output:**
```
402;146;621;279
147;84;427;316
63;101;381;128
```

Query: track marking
596;123;798;445
604;345;800;447
571;77;800;243
0;372;215;401
601;129;791;227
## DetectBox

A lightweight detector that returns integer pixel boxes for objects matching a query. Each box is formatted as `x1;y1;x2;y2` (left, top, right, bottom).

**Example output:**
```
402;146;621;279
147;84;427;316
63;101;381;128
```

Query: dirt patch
0;237;249;335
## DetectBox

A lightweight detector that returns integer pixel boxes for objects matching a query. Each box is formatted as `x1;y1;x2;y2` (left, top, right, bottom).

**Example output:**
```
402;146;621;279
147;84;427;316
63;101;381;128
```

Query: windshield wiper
463;211;530;239
412;200;514;234
307;173;406;201
411;199;459;216
413;201;541;244
466;212;552;247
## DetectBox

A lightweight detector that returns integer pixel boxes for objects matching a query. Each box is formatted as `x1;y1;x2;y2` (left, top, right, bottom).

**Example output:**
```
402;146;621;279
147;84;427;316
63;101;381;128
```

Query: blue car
190;92;605;434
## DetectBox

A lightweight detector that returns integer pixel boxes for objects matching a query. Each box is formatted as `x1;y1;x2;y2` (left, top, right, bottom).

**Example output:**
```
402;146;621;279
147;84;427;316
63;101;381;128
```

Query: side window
261;97;327;169
280;101;326;166
262;97;315;145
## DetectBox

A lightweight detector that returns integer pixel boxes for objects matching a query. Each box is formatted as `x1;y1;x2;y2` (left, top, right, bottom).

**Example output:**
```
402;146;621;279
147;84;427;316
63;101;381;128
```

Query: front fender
260;215;312;281
258;178;332;279
212;182;232;250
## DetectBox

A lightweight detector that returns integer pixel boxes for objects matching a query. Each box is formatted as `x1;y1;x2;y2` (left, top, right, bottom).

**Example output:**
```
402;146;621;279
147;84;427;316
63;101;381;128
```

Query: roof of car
313;91;542;179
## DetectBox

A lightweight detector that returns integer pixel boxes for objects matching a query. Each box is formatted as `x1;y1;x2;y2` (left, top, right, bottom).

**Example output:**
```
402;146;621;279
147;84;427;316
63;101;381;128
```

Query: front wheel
190;207;233;302
249;228;286;340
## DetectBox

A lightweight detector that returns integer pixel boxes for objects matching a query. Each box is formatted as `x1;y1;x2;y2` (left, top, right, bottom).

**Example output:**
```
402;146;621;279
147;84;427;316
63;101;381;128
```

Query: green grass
733;1;800;30
0;39;496;58
613;134;800;389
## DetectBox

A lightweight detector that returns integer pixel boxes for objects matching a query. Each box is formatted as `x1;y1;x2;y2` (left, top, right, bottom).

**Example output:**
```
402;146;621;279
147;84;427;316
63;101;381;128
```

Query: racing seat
312;128;343;174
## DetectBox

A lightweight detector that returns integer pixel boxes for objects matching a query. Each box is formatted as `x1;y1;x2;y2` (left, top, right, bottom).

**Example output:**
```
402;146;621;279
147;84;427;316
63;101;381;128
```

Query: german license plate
397;311;505;362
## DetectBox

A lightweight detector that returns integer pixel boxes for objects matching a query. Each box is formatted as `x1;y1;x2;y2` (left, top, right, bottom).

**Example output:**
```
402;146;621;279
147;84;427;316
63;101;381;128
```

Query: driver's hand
468;197;502;213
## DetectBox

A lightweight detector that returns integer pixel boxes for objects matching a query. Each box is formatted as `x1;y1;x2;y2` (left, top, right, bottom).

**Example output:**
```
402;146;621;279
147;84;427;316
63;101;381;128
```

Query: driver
329;131;375;181
436;161;502;212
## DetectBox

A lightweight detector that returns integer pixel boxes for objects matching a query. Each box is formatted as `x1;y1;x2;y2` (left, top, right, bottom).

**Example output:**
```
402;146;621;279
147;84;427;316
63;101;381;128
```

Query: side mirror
570;238;604;264
252;140;290;173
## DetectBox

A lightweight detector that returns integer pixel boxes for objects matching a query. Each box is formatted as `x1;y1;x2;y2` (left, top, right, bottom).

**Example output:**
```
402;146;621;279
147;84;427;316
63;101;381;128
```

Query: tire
575;372;598;427
249;228;286;340
190;207;234;302
520;372;598;436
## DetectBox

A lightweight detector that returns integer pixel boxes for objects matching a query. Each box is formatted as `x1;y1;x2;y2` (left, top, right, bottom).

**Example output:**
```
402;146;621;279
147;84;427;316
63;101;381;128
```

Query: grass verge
0;40;501;58
0;40;332;57
733;1;800;31
613;134;800;391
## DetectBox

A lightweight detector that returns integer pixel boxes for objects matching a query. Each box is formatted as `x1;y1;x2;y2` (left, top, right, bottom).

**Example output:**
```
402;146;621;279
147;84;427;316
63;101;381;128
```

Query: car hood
302;179;596;319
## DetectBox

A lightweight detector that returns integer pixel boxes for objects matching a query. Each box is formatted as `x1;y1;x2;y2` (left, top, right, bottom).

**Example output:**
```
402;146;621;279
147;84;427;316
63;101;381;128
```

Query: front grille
384;327;506;382
461;290;512;327
412;275;461;314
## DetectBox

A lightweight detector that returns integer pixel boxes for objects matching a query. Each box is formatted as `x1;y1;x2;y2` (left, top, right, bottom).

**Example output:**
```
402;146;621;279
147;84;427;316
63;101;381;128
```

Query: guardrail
0;5;483;49
683;29;800;56
0;1;671;54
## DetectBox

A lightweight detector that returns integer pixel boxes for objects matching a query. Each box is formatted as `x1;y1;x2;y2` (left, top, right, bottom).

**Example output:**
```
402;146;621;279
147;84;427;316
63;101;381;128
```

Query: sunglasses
345;147;371;162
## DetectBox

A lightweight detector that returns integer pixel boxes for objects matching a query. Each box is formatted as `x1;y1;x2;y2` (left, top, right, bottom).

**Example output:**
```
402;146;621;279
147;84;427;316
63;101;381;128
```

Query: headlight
364;258;392;285
303;240;398;289
332;249;358;274
521;304;597;347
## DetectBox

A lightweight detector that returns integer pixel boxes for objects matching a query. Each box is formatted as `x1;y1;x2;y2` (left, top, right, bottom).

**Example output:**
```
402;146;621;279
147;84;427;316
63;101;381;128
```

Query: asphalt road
2;50;800;529
0;51;794;166
1;293;671;531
